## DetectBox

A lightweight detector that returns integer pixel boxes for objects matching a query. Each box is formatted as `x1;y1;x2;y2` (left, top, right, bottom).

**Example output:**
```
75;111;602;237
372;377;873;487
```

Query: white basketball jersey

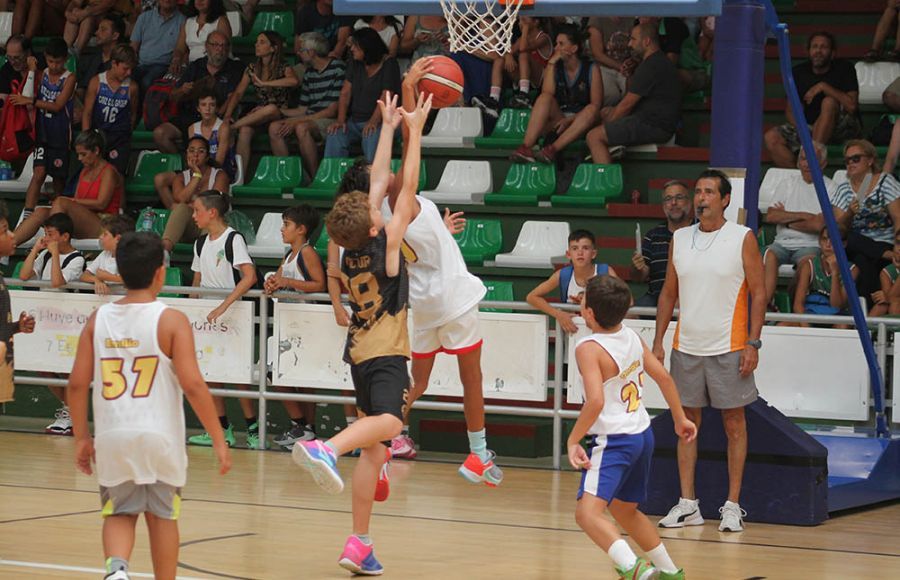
577;325;651;436
281;243;309;282
383;196;486;329
92;301;187;487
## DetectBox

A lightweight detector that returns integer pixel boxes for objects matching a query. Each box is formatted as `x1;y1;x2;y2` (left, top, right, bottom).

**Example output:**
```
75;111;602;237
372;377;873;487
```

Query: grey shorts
778;110;862;151
100;481;182;520
765;242;819;266
670;349;758;409
605;115;674;148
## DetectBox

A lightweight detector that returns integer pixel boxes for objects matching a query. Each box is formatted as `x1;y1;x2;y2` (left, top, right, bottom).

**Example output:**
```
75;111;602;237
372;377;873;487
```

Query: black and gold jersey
340;229;410;364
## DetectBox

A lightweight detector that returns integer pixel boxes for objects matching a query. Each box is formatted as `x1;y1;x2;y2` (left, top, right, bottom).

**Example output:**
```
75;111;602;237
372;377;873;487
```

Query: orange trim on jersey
730;280;750;352
411;339;484;359
673;320;680;351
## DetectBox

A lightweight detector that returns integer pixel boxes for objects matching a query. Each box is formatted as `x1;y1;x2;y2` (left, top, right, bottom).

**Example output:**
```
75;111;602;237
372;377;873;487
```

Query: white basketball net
439;0;527;56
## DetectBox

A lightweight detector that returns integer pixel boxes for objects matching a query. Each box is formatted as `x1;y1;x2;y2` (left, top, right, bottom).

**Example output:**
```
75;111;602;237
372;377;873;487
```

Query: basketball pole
762;0;889;438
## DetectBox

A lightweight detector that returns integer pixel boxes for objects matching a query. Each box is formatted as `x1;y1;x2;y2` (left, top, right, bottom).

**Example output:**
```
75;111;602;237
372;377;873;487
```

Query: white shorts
411;305;483;358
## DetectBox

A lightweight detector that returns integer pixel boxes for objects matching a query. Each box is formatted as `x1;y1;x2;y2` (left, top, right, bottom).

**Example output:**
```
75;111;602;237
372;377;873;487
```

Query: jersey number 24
620;371;645;413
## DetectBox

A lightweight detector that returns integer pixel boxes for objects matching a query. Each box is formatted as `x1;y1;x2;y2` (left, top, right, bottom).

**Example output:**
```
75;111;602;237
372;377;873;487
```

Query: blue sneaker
292;440;344;494
338;535;384;576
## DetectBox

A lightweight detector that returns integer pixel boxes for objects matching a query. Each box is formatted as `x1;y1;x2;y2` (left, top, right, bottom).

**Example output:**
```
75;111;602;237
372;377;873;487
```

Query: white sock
646;543;678;573
489;85;501;100
518;79;530;93
607;539;637;570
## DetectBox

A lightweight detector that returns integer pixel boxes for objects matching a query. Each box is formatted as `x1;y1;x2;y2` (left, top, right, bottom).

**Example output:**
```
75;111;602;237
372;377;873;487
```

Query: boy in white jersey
570;275;695;580
81;214;134;295
68;232;231;580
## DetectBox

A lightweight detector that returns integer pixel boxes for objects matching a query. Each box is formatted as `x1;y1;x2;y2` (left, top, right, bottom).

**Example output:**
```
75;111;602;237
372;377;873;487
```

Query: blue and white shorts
577;428;654;504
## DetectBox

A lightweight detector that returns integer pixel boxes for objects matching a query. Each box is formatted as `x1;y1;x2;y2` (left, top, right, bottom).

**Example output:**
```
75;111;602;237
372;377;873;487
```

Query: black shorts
104;132;131;177
350;356;410;421
605;115;673;147
33;144;70;180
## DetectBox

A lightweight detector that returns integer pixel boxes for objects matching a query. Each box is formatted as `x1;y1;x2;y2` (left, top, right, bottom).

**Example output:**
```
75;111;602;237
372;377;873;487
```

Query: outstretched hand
443;208;466;235
404;56;436;87
377;91;403;130
400;91;433;133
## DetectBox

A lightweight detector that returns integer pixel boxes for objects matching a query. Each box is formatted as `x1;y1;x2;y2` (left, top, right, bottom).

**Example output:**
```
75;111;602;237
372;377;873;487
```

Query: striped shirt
641;223;674;297
831;173;900;244
298;59;345;114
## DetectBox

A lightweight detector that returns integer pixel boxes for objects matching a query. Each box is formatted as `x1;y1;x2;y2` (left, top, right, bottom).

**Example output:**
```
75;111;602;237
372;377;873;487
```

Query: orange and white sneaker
458;450;503;487
375;447;391;502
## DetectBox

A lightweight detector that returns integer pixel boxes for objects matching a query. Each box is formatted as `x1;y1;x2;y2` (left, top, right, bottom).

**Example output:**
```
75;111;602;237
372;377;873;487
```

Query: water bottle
0;162;11;181
141;207;155;232
21;70;35;99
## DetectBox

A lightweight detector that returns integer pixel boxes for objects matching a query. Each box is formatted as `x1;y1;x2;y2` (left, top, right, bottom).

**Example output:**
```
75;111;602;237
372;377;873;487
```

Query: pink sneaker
338;535;384;575
390;434;417;460
374;447;391;502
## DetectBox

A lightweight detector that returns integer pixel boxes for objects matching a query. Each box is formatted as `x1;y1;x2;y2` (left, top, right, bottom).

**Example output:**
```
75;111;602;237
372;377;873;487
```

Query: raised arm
368;91;402;209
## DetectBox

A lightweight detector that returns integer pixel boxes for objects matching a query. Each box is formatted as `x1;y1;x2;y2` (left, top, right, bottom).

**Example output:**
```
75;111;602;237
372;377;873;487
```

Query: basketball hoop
439;0;531;56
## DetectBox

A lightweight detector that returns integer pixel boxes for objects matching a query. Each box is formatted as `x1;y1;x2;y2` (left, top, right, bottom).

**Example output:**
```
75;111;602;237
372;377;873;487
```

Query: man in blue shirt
130;0;186;96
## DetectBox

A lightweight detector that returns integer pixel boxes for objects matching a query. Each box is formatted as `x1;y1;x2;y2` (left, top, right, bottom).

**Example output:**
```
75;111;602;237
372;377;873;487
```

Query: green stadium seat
293;157;355;201
453;218;502;265
135;207;171;237
160;266;184;298
314;227;330;261
484;163;556;206
8;261;24;290
390;159;427;191
233;11;295;47
551;164;623;208
232;156;303;198
480;280;514;313
774;290;791;314
474;108;531;148
132;119;154;146
126;153;182;194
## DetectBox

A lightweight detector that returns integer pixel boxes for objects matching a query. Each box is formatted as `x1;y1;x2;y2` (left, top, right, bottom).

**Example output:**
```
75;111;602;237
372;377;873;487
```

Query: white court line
0;558;206;579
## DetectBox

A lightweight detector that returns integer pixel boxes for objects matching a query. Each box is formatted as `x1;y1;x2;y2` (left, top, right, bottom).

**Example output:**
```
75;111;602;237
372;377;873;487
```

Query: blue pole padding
709;0;766;232
764;1;889;437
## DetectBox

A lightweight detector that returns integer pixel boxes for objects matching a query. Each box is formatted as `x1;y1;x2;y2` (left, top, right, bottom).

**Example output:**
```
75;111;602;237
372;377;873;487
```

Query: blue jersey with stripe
36;70;73;145
92;72;131;135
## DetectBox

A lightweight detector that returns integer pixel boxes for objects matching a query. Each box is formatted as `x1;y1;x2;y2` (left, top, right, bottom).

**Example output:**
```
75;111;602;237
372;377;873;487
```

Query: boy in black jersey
293;91;431;576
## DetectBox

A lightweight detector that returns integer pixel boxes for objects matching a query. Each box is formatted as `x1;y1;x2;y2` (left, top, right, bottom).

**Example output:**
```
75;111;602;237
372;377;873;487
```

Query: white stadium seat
421;107;483;148
247;212;288;259
832;169;847;187
420;160;492;204
494;220;569;269
0;153;43;193
855;61;900;105
226;11;242;36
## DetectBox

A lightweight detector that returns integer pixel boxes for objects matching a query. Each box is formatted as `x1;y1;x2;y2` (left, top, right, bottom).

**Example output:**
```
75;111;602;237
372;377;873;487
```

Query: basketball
417;56;464;108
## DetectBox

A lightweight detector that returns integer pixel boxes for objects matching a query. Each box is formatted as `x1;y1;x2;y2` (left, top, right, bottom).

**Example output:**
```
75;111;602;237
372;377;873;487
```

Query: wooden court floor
1;431;898;579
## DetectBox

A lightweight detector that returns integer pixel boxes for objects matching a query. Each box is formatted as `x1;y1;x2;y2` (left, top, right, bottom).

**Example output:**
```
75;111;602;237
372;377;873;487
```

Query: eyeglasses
663;194;689;204
844;154;869;165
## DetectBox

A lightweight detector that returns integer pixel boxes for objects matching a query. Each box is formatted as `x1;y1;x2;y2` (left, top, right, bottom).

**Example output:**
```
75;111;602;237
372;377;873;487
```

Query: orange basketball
417;56;464;108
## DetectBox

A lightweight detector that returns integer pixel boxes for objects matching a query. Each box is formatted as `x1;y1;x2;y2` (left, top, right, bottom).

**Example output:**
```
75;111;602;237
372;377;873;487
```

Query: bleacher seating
551;163;624;208
247;212;288;259
480;280;514;313
855;61;900;106
0;12;12;48
421;160;492;205
485;163;556;206
226;11;242;36
314;227;330;261
160;267;184;298
293;157;354;201
421;107;483;148
232;11;294;47
453;218;502;266
494;220;569;269
136;207;172;237
0;153;42;193
390;159;427;191
474;108;530;148
232;156;303;198
127;152;182;195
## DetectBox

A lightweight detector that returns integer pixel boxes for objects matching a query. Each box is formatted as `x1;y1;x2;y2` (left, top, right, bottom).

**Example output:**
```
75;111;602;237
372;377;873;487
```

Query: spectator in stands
587;16;633;107
762;141;835;306
161;136;230;253
677;16;714;93
400;15;450;62
171;0;233;71
269;32;345;178
586;22;682;164
354;16;401;58
14;130;124;245
63;0;131;56
764;32;860;169
0;35;41;109
526;229;619;334
82;43;138;177
76;13;125;106
883;117;900;174
509;25;601;164
225;30;299;179
864;0;900;62
324;27;400;162
130;0;187;95
882;77;900;113
153;31;244;154
832;139;900;305
638;16;690;65
631;180;693;307
0;201;35;408
11;0;67;40
871;230;900;316
295;0;353;58
795;225;857;318
80;214;134;295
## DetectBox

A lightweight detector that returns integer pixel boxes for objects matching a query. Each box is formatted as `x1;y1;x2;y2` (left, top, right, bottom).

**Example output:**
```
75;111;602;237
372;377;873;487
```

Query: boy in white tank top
570;275;695;580
68;232;231;580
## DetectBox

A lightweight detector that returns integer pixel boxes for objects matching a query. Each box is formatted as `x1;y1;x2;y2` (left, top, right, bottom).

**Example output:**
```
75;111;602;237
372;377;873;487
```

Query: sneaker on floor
471;94;500;119
658;569;685;580
658;497;704;528
374;447;391;502
188;425;235;447
614;557;656;580
245;423;270;450
390;434;417;460
45;407;72;436
273;423;317;448
293;440;344;494
458;450;503;487
718;500;746;532
103;572;131;580
510;144;536;163
509;91;532;109
535;144;557;164
338;535;384;576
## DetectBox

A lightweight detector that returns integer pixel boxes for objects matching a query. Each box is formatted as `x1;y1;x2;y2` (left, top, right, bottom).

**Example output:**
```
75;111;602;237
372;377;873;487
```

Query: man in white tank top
652;170;766;533
67;232;231;580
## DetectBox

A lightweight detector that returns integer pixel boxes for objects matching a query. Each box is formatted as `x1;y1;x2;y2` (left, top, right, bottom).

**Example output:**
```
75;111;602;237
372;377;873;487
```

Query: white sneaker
718;501;746;532
658;497;705;528
45;407;73;435
104;571;130;580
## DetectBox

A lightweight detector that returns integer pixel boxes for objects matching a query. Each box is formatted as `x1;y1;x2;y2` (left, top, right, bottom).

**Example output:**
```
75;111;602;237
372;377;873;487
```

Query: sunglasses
844;154;868;165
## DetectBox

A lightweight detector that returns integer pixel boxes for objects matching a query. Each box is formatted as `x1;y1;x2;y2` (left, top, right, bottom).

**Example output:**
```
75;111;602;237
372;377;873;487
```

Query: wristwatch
746;339;762;350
